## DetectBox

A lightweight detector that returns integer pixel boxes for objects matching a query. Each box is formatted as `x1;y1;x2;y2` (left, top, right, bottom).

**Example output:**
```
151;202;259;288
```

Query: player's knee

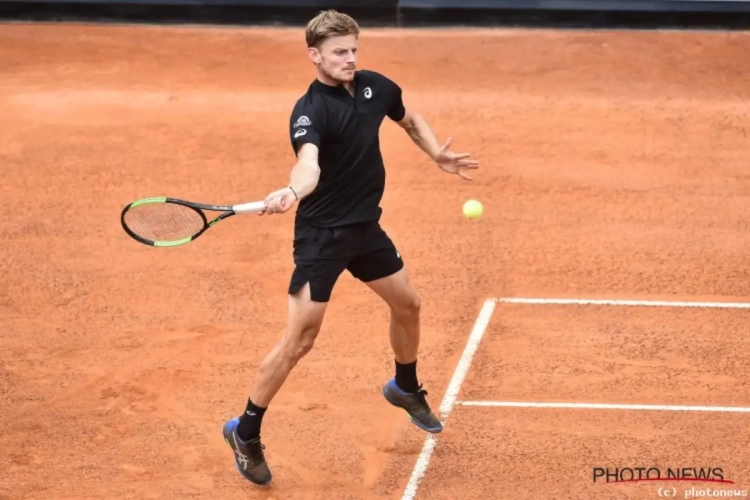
282;325;320;362
393;292;421;321
295;329;318;358
408;294;421;317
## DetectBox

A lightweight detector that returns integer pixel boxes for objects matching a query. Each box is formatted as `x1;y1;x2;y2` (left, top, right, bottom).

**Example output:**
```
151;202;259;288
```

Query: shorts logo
363;87;372;99
294;128;307;138
294;116;311;128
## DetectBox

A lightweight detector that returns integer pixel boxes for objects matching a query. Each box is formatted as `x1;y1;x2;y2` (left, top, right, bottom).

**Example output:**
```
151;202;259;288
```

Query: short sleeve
289;97;325;154
386;80;406;122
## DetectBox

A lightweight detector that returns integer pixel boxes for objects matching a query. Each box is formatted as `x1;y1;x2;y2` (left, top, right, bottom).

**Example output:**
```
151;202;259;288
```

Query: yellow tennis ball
463;199;483;219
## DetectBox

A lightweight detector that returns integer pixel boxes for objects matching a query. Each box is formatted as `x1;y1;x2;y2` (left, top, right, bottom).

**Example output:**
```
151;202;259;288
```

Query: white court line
400;298;497;500
495;297;750;308
458;401;750;412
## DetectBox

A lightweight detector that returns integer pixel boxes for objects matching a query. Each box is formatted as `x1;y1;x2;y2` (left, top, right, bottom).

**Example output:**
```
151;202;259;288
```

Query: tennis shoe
382;378;443;434
222;417;272;486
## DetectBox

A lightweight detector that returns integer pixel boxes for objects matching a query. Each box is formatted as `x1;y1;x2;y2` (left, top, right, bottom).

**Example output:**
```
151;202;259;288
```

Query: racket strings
123;203;205;242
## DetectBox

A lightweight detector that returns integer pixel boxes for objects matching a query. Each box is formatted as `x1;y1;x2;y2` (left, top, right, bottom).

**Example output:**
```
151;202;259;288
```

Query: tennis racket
120;196;267;247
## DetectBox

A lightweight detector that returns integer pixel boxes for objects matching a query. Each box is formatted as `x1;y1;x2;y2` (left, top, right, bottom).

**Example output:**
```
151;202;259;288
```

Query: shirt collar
312;73;359;97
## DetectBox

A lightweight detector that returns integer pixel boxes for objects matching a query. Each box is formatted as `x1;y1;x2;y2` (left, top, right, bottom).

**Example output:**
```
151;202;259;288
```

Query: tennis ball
463;199;483;219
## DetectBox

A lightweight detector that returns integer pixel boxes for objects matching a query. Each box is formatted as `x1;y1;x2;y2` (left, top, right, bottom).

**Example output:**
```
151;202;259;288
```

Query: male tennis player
223;10;479;486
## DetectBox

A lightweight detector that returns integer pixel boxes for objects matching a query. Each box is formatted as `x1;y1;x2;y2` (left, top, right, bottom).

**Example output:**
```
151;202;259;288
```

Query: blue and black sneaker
222;417;272;486
382;378;443;434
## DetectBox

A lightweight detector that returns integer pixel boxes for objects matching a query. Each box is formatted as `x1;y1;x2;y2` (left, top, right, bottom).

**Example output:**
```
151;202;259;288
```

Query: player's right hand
261;187;298;215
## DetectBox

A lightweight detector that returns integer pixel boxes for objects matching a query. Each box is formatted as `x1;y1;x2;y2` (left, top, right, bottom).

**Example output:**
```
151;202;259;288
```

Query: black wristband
288;186;298;200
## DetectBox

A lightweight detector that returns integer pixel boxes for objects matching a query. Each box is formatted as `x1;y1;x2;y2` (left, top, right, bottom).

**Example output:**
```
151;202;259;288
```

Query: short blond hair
305;10;360;48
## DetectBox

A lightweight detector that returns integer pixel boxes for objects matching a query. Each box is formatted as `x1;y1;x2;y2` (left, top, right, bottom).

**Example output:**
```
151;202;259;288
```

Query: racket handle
232;201;267;214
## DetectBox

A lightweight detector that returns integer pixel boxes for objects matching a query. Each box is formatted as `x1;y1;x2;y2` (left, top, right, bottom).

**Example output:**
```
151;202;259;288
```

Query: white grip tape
232;201;267;214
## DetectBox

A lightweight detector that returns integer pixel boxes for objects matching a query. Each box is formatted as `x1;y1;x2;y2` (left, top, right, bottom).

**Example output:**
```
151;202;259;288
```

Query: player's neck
316;71;355;96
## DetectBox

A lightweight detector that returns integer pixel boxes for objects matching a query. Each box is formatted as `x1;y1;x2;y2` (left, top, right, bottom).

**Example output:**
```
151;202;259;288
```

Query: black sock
395;360;419;393
237;399;266;441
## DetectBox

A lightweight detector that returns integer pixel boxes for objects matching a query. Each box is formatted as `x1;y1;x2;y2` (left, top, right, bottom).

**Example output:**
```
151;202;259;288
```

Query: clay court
2;21;750;500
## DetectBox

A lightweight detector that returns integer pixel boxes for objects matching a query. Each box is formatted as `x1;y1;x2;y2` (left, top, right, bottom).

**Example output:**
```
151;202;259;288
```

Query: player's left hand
260;186;298;215
433;136;479;181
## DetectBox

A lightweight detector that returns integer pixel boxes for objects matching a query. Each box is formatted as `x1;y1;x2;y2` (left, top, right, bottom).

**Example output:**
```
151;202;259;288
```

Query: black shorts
288;219;404;302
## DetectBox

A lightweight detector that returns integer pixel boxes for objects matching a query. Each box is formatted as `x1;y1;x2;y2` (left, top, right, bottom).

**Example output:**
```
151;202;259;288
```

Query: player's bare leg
223;282;327;485
365;268;443;433
366;268;421;366
249;283;327;407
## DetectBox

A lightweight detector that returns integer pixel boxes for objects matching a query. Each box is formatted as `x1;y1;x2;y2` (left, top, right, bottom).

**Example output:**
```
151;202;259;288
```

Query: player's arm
263;143;320;215
289;143;320;199
262;102;326;215
393;103;479;181
396;109;443;162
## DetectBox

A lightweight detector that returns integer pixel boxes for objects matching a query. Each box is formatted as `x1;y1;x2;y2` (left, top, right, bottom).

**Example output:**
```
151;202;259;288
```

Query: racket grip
232;201;267;214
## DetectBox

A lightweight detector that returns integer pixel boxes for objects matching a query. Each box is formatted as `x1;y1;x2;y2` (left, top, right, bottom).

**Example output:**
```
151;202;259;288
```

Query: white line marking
458;401;750;412
400;298;497;500
495;297;750;308
398;295;750;498
437;299;497;420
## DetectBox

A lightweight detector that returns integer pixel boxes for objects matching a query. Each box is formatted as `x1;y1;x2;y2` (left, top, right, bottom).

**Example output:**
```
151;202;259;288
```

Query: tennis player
223;9;479;486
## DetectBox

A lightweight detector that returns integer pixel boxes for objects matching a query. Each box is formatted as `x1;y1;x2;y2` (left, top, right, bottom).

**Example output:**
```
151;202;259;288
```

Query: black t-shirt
288;69;406;228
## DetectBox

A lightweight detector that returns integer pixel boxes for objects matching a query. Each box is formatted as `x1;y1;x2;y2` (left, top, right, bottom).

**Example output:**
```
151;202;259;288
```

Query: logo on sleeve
294;128;307;138
294;116;311;128
363;87;372;99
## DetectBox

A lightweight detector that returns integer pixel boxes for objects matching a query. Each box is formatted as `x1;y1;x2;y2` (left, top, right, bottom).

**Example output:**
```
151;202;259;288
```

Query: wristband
288;186;298;200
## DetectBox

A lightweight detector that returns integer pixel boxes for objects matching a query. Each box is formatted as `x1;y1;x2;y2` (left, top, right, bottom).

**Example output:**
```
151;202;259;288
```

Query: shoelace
246;439;266;463
413;384;430;408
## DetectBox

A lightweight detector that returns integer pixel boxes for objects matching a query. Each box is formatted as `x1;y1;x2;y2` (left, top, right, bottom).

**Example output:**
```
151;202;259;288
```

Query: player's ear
307;47;320;64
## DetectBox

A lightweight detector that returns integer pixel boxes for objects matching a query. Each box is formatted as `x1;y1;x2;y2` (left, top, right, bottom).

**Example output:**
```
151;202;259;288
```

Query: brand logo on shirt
294;128;307;138
294;115;311;128
363;87;372;99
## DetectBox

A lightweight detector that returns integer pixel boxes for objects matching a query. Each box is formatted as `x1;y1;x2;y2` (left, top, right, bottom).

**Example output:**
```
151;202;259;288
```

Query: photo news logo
593;467;731;485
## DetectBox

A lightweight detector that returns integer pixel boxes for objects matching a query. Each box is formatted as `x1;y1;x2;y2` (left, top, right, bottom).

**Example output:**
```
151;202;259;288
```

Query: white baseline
495;297;750;308
457;401;750;412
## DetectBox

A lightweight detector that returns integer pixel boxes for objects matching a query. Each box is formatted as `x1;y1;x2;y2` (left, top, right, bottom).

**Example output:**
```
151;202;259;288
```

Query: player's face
312;35;358;83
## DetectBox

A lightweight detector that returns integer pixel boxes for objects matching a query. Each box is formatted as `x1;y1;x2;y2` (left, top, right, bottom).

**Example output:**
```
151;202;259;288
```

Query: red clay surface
1;22;750;500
